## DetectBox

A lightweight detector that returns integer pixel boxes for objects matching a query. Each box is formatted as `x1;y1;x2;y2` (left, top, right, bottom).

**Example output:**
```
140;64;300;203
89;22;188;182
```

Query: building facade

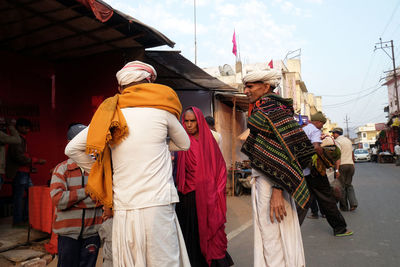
384;68;400;116
354;123;380;149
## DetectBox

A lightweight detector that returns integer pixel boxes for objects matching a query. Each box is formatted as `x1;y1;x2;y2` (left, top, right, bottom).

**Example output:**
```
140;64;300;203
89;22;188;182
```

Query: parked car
354;149;371;162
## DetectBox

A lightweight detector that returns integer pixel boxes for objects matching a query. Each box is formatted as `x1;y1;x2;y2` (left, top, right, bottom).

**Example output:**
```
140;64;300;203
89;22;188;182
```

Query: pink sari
176;107;228;266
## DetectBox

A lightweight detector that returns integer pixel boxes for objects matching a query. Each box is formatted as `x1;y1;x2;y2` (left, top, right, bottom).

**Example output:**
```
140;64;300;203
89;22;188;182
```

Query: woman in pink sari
176;107;233;267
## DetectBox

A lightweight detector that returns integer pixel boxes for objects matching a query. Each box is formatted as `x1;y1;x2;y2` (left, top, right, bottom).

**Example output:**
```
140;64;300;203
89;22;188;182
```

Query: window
362;132;367;138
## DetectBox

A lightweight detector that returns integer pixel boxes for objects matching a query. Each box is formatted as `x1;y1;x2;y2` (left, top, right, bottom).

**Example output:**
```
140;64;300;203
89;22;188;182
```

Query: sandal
350;206;357;211
335;230;353;237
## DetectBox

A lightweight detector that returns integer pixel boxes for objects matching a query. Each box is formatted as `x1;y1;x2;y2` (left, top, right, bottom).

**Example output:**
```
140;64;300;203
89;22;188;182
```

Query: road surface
226;162;400;267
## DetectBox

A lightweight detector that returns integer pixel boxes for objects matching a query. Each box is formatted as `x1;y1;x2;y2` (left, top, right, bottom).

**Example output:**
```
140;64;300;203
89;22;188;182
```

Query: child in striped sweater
50;124;103;267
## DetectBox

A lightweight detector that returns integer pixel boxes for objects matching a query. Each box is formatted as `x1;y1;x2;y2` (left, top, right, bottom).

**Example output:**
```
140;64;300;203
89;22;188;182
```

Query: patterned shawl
241;94;314;208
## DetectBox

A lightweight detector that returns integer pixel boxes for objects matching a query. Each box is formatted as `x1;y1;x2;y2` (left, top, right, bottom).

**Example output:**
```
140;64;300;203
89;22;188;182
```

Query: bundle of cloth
311;135;341;177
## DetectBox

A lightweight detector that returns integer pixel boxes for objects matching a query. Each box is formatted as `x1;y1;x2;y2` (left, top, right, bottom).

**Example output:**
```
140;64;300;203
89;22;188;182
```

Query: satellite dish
223;64;235;76
218;66;225;76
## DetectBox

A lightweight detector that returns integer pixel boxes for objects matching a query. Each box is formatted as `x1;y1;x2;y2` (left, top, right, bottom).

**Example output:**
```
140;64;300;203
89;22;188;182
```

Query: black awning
145;50;236;91
0;0;174;61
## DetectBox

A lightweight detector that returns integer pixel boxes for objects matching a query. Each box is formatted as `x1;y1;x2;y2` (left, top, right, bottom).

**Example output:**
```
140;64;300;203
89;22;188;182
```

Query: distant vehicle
354;149;370;162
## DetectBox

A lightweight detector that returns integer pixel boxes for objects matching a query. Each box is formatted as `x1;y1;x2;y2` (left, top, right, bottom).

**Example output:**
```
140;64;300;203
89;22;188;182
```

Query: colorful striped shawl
241;94;314;208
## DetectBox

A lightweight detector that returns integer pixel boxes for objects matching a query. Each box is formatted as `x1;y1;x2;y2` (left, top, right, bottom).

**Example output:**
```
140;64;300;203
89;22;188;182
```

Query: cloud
103;0;307;67
304;0;323;4
109;1;208;36
280;1;312;17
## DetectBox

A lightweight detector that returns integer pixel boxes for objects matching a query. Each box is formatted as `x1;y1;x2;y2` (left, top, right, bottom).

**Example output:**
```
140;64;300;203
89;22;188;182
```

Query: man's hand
270;188;287;223
335;170;340;179
102;206;113;221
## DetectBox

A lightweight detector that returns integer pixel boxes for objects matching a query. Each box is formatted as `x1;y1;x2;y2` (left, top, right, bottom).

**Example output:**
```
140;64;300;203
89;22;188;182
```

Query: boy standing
50;124;103;267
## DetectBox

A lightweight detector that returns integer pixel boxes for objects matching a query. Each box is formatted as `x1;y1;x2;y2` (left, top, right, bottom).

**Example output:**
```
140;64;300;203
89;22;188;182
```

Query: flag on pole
268;59;273;69
232;30;237;57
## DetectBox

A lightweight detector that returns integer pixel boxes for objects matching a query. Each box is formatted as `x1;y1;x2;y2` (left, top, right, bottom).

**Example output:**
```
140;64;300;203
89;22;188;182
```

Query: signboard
294;114;309;125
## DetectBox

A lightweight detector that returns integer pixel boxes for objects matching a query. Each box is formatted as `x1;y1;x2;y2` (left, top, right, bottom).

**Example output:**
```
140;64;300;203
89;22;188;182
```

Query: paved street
226;163;400;267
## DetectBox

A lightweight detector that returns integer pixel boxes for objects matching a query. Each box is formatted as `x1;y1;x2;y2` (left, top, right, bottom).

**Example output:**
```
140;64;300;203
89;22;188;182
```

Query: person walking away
50;124;102;267
175;107;233;267
298;114;353;237
394;141;400;166
331;127;358;211
0;117;21;190
6;118;45;226
65;61;191;267
371;146;378;163
241;70;315;267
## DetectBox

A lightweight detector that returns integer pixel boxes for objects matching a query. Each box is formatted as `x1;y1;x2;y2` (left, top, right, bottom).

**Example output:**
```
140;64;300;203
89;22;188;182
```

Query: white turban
116;61;157;86
242;69;281;88
321;136;335;147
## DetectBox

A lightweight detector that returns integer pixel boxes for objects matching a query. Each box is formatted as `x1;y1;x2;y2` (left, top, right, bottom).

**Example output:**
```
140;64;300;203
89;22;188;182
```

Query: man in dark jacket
6;118;45;226
0;117;21;190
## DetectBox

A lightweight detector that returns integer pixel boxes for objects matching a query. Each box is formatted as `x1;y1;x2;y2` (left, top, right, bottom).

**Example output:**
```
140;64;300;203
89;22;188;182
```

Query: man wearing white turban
116;60;157;86
65;61;191;267
241;70;314;267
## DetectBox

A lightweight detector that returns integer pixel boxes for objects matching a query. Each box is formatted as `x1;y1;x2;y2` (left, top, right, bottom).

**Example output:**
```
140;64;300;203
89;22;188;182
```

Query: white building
354;123;381;149
384;68;400;116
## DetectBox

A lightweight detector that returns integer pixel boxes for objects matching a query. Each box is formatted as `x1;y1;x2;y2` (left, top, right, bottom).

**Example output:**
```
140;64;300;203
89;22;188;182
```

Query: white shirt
394;145;400;156
65;108;190;210
335;135;354;165
302;123;322;176
211;130;223;150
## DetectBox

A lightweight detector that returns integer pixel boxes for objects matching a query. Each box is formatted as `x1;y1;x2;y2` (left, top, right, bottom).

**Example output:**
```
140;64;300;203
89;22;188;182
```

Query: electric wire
380;0;400;37
324;85;384;108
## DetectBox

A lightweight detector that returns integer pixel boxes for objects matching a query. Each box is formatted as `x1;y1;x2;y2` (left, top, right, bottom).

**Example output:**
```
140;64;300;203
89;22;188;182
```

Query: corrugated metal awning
0;0;175;61
215;92;250;111
145;50;236;91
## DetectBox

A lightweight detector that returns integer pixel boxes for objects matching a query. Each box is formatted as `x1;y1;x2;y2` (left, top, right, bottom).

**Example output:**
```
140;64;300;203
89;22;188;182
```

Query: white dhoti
252;169;305;267
99;218;113;267
112;204;190;267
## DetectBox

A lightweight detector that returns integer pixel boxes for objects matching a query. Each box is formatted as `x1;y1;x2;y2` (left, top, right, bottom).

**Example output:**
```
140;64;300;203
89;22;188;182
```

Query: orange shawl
85;83;182;208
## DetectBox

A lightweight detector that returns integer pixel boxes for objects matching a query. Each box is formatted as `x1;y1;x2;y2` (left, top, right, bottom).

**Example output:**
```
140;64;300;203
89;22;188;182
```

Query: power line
320;82;381;97
380;0;400;37
350;112;387;127
324;85;384;108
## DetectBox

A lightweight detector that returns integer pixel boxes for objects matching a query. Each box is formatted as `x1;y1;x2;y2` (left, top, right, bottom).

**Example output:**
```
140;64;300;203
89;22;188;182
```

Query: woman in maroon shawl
176;107;233;267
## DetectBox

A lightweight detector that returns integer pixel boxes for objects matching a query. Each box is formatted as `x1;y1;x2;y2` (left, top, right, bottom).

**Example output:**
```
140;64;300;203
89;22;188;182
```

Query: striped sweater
50;159;102;239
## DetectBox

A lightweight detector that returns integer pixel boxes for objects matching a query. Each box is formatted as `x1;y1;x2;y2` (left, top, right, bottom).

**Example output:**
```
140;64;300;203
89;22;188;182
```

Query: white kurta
252;169;305;267
65;107;191;267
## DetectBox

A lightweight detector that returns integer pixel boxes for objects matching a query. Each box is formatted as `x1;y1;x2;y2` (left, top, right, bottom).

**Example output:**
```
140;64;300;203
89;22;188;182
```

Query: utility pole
344;114;350;138
193;0;197;65
374;38;399;115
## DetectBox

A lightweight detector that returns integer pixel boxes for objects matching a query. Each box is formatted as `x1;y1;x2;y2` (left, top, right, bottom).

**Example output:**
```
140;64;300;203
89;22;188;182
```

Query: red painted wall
1;51;127;188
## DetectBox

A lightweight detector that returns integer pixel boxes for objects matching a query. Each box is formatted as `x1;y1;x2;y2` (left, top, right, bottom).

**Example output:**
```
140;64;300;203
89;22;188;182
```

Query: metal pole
231;97;236;196
390;40;399;114
194;0;197;65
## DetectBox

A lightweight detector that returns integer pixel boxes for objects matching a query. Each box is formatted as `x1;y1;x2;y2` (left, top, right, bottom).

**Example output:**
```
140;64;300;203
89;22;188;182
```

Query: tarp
76;0;113;22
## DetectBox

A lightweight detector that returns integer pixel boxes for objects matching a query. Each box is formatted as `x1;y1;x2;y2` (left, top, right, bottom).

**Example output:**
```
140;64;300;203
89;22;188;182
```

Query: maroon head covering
176;106;228;265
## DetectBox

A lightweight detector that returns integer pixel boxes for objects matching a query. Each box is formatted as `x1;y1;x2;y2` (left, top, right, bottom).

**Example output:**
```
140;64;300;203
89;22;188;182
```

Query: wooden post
231;96;237;196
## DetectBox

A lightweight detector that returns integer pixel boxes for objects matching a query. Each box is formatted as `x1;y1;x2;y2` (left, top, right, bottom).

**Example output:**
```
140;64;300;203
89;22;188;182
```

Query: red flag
268;60;273;69
232;31;237;57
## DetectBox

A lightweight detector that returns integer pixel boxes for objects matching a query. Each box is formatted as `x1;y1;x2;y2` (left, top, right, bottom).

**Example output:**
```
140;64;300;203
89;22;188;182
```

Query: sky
104;0;400;135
